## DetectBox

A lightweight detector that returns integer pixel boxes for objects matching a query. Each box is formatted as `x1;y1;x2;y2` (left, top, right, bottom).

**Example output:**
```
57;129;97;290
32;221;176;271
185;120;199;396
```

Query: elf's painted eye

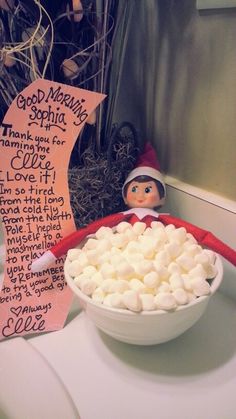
131;185;138;193
145;186;152;194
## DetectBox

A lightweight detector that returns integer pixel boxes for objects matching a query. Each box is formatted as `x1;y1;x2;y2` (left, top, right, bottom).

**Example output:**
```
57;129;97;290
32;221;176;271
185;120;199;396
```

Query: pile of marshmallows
66;221;218;312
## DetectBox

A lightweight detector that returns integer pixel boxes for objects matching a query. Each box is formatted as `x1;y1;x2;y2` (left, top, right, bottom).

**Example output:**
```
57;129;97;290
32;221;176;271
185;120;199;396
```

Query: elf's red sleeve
158;214;236;266
31;212;131;272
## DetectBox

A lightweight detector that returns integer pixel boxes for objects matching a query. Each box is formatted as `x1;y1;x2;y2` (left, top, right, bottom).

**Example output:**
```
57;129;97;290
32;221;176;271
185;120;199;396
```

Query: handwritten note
0;79;105;339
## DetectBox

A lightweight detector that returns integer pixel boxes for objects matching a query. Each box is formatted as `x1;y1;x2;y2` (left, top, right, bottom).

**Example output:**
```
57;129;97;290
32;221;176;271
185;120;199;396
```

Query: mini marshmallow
195;255;217;279
67;259;84;277
103;294;113;307
169;227;187;244
116;261;135;279
139;237;156;258
155;250;171;266
100;262;116;278
140;294;156;311
183;243;202;257
164;242;182;259
122;290;142;312
157;281;171;293
152;238;165;252
143;271;160;288
154;292;177;310
144;287;156;295
153;263;170;280
109;293;126;309
92;271;104;286
202;249;216;265
167;262;182;275
187;292;197;303
165;224;175;234
86;249;100;265
77;252;89;269
101;278;116;293
110;279;130;293
92;287;105;303
176;253;196;272
67;248;82;261
126;252;144;265
83;265;97;277
124;228;137;242
84;238;99;250
154;229;168;244
95;226;113;240
98;238;112;253
142;245;155;260
110;246;122;255
74;273;89;288
125;240;140;254
116;221;132;234
194;252;210;266
110;233;127;249
189;264;207;280
97;251;111;265
186;233;197;244
150;221;165;230
205;263;218;279
80;278;97;296
110;254;126;267
134;260;153;277
137;231;154;244
169;273;184;290
173;288;188;305
182;274;193;291
129;278;146;293
190;277;211;297
132;222;146;236
143;227;153;236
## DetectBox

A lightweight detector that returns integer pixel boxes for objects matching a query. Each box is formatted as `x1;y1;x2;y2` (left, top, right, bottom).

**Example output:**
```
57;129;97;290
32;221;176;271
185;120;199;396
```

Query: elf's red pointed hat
123;142;166;204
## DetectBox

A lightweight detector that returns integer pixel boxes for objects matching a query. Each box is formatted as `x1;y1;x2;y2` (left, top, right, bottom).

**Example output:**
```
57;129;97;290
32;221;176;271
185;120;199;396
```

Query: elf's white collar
122;207;159;220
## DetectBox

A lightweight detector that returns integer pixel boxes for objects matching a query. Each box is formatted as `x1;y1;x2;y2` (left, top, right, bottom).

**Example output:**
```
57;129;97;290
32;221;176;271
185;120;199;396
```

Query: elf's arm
31;212;132;272
158;214;236;266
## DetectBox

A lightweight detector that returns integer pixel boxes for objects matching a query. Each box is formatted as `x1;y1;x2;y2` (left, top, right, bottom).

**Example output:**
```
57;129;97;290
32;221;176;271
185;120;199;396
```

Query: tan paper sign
0;79;105;339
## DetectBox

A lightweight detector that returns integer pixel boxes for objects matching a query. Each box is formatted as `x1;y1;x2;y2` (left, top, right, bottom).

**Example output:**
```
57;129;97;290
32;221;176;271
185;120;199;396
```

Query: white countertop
2;290;232;419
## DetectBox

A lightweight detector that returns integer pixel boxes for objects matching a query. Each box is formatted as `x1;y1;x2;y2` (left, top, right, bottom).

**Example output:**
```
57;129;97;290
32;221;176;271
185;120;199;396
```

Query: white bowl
64;255;223;345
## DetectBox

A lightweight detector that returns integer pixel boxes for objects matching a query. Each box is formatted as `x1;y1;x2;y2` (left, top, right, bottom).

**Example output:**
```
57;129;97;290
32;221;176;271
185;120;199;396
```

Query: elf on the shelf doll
31;143;236;272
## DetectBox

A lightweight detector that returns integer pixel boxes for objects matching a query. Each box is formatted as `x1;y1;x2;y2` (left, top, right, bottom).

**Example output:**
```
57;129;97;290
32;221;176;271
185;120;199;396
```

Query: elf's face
124;180;161;209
